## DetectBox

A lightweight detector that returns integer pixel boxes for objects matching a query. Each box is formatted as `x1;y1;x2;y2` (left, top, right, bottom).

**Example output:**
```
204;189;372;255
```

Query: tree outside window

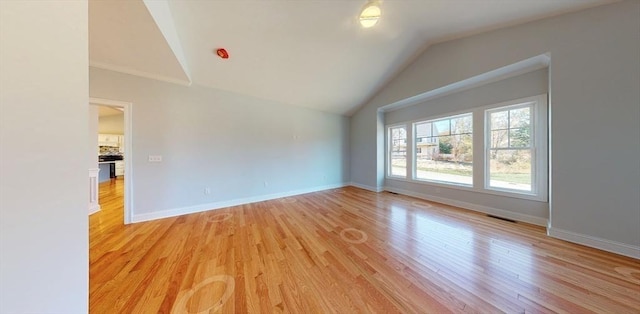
389;126;407;177
414;113;473;185
487;105;533;191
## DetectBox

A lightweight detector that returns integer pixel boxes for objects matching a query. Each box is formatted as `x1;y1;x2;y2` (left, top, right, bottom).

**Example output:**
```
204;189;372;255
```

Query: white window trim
385;94;548;203
484;95;548;201
386;124;408;178
411;112;474;187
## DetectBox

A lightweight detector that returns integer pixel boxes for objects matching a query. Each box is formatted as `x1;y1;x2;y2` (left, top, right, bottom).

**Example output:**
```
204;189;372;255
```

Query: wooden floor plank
90;179;640;313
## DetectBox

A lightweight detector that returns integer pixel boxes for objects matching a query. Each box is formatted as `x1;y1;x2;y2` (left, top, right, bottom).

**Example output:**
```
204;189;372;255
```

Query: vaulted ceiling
89;0;615;115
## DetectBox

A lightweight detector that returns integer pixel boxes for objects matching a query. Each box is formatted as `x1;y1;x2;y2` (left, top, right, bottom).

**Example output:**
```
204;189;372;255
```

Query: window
486;103;536;193
385;94;547;201
414;113;473;185
388;126;407;177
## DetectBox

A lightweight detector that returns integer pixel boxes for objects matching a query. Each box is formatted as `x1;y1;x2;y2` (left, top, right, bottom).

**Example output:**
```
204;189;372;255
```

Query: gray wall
384;69;549;222
0;1;89;312
384;69;548;125
90;67;350;218
350;0;640;254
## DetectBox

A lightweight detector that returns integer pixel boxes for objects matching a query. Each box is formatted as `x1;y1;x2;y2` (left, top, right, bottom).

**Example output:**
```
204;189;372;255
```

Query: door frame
90;97;134;224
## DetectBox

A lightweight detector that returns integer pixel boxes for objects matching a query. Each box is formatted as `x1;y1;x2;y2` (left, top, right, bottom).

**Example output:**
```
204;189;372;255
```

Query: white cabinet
118;135;125;154
98;134;120;147
115;161;124;176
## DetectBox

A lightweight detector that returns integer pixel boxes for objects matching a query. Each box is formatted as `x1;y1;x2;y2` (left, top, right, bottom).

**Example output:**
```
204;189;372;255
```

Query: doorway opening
89;98;133;224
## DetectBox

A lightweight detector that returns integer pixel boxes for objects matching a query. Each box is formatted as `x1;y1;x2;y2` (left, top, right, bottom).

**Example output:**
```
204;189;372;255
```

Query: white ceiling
89;0;190;84
96;105;123;118
89;0;615;115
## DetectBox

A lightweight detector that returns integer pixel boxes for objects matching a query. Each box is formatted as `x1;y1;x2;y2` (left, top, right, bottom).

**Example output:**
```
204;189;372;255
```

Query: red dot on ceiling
216;48;229;59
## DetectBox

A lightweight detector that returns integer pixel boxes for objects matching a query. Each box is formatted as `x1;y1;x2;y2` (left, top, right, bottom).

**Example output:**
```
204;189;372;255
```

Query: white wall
350;0;640;257
0;1;89;312
98;113;124;134
90;67;350;221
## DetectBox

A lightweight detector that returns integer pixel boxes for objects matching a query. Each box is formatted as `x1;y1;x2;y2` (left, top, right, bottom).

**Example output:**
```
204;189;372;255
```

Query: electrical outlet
148;155;162;162
204;187;211;195
263;181;268;187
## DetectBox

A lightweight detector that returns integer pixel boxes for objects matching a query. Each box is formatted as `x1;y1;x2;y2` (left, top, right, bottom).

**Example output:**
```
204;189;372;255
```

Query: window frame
384;94;548;202
412;112;474;187
484;96;547;201
386;124;408;178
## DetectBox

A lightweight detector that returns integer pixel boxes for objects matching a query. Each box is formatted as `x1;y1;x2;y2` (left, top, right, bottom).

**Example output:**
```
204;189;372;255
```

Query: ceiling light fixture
359;0;381;28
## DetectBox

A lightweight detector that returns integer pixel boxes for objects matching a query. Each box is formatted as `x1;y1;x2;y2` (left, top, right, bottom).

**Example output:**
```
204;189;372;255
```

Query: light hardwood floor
91;180;640;313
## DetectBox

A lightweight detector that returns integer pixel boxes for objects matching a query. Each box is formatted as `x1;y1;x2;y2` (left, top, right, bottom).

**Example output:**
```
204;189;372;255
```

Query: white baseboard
349;182;384;192
384;186;548;227
88;204;101;215
131;183;348;223
548;227;640;259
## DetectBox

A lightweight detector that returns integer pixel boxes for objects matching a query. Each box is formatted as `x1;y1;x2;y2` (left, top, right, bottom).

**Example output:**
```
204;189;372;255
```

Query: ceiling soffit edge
142;0;192;82
379;54;551;114
90;61;192;86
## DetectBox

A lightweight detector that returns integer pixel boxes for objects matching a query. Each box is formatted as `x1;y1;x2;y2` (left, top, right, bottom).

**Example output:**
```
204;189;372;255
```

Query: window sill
385;176;547;203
